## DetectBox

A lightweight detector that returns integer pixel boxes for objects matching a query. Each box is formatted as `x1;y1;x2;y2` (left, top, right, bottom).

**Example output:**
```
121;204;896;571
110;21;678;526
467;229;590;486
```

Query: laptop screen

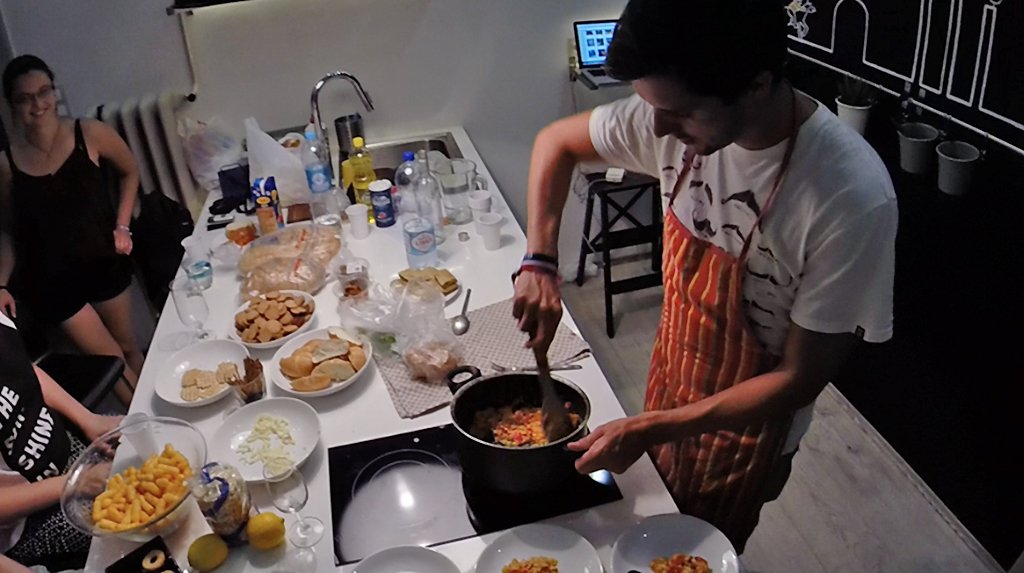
574;20;618;68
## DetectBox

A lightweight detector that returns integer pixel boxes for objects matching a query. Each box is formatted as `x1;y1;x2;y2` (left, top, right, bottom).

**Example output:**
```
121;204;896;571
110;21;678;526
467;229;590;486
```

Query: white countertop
87;126;676;572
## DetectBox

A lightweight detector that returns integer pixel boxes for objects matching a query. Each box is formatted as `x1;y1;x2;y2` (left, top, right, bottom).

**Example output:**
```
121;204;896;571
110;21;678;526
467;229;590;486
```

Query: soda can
369;179;396;228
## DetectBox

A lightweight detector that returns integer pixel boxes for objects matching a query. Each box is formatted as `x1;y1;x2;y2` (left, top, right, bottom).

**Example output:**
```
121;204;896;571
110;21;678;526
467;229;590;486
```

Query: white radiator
87;93;204;219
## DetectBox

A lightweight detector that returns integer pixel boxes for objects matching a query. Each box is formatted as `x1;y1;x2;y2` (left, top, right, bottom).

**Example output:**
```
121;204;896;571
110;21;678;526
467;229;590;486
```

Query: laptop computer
573;19;621;88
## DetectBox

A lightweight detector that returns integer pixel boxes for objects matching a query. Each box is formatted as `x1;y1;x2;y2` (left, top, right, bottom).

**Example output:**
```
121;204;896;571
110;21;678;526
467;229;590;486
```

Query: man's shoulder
794;107;895;201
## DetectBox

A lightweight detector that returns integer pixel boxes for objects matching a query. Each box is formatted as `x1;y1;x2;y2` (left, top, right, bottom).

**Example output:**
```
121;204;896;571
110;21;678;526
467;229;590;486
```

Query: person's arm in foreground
569;323;858;473
512;111;602;352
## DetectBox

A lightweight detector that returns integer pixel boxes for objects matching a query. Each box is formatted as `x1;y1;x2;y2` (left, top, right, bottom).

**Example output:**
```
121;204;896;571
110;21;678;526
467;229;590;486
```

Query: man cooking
511;0;896;550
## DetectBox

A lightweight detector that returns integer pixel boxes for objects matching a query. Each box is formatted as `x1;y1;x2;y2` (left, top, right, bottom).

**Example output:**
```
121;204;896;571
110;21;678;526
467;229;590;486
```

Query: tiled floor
561;256;1003;573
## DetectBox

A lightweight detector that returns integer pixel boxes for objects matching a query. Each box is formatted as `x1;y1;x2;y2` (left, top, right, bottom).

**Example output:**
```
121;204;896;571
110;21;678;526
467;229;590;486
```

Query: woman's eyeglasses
12;85;55;108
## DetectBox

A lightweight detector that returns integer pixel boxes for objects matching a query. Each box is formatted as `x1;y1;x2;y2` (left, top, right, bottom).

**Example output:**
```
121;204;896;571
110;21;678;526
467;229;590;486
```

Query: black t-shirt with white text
0;314;71;482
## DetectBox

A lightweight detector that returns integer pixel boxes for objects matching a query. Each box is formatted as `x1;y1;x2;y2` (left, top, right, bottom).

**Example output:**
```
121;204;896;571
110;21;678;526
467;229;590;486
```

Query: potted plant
835;76;880;136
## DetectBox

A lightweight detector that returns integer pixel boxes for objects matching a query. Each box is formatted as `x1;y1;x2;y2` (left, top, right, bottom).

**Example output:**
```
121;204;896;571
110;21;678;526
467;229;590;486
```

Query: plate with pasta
611;513;738;573
475;523;602;573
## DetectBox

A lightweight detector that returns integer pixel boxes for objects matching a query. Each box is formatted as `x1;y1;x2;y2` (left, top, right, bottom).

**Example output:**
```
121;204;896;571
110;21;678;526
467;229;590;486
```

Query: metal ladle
451;289;472;336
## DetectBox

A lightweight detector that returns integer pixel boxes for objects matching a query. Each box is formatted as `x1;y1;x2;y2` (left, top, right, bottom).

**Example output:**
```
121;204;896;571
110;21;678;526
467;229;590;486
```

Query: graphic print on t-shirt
0;317;70;482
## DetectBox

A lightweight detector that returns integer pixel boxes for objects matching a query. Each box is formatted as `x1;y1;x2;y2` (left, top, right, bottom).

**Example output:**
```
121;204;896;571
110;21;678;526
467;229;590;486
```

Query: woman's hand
82;413;123;443
567;414;653;474
113;227;132;255
0;288;15;318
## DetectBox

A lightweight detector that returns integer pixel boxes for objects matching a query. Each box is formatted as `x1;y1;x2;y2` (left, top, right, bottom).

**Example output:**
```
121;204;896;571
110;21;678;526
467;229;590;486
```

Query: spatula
535;349;575;442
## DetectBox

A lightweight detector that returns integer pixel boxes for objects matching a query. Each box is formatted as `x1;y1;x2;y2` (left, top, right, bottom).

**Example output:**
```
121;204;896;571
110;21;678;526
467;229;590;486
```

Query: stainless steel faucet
310;71;374;170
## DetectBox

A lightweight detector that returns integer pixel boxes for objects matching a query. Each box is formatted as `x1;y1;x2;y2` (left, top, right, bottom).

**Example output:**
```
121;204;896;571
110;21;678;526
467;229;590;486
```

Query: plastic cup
346;204;370;239
476;213;503;251
120;413;160;458
468;190;492;212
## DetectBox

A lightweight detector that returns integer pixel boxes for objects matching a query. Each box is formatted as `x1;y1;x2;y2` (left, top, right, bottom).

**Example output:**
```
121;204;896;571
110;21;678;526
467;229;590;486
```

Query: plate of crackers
156;339;249;407
270;327;373;397
229;290;317;349
393;267;461;306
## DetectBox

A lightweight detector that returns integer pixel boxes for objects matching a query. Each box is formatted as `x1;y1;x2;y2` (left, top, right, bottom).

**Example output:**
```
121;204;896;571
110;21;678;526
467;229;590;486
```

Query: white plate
209;397;321;482
269;328;374;398
227;290;317;350
476;523;603;573
353;546;460;573
611;513;738;573
155;339;249;407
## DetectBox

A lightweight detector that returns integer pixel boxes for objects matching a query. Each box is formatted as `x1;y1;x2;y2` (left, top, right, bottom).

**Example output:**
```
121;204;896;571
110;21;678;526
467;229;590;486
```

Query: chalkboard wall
786;0;1024;150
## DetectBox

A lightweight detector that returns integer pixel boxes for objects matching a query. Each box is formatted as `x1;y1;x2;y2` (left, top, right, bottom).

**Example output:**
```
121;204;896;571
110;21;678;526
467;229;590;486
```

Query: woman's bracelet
115;224;132;236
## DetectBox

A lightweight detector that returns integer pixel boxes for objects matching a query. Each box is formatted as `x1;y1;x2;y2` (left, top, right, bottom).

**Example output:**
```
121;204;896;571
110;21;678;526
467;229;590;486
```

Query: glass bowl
60;415;207;542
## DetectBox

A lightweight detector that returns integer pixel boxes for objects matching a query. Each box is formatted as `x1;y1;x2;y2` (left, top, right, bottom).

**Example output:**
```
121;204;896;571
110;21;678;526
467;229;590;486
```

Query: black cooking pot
447;366;591;494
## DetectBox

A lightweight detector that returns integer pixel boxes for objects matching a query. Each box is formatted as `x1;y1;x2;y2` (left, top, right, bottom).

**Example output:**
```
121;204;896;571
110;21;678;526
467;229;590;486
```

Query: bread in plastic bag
241;256;326;299
239;224;342;275
392;278;462;384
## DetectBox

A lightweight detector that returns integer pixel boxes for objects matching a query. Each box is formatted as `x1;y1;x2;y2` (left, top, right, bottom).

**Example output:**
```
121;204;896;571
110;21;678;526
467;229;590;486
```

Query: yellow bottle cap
352;136;364;148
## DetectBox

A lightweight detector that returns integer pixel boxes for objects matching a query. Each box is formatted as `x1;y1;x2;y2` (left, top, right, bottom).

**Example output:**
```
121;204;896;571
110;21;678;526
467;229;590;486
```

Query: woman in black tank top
0;56;143;403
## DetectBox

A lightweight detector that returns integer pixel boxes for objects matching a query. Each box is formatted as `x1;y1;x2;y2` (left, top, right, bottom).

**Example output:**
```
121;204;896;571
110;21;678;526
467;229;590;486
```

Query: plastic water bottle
393;151;418;215
411;151;446;244
303;129;340;226
403;216;438;268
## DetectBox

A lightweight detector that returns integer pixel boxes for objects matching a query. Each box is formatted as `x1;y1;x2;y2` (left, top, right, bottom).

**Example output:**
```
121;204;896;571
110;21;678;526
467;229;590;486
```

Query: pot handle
446;365;482;395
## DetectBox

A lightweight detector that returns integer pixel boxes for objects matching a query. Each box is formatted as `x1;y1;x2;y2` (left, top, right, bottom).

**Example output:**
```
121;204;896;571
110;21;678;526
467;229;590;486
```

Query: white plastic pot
835;97;872;136
936;141;980;196
898;123;939;175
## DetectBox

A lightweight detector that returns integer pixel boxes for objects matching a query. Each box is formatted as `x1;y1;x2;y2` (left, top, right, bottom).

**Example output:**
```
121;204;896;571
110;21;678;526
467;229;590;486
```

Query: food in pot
651;553;711;573
279;328;367;392
91;444;191;531
235;291;313;344
502;556;559;573
471;406;581;447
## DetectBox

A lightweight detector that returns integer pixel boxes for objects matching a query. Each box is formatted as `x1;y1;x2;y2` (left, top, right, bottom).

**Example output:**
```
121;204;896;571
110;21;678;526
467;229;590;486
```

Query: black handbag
130;190;194;310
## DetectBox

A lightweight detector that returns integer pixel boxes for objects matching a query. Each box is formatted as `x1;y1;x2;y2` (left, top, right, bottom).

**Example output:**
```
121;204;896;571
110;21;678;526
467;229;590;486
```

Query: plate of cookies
270;327;373;397
229;290;317;349
156;339;249;407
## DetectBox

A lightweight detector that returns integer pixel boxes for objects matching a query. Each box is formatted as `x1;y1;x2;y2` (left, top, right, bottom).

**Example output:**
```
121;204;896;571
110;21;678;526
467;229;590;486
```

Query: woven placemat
375;297;590;418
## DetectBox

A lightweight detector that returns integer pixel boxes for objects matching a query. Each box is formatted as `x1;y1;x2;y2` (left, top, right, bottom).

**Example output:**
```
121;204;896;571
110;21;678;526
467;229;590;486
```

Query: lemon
246;512;286;551
188;533;229;572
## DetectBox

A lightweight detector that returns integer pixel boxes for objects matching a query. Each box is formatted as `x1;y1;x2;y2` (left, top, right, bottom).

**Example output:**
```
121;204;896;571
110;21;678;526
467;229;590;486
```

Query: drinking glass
170;276;210;348
263;463;324;548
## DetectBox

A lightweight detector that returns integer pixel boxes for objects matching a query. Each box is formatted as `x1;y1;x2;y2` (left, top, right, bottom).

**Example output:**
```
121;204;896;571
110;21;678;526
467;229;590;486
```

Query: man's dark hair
606;0;788;103
3;55;55;102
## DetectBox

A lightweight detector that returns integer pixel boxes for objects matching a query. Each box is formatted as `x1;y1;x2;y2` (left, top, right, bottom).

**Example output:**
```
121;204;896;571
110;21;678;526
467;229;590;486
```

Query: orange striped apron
646;94;799;549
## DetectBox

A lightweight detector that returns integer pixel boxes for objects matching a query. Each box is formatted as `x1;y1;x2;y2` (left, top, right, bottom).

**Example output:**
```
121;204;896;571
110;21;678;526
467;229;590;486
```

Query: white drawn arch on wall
787;0;927;84
977;2;1023;131
919;0;957;95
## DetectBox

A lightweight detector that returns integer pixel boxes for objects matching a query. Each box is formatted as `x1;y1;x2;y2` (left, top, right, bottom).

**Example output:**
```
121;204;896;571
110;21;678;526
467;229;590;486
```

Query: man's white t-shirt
589;93;897;451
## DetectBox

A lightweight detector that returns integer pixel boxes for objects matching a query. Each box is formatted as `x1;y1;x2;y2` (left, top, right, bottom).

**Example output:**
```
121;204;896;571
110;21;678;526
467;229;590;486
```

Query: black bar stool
575;171;663;337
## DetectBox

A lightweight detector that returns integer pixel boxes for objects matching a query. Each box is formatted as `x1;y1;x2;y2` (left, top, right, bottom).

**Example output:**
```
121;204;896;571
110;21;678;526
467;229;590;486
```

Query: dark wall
788;57;1023;568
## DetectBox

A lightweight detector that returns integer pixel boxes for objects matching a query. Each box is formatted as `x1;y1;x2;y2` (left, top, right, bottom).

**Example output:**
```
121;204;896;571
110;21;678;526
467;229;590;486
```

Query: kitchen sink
367;132;463;171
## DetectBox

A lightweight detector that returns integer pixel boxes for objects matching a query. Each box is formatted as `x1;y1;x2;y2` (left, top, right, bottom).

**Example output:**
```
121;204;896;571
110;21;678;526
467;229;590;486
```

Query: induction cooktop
327;423;622;565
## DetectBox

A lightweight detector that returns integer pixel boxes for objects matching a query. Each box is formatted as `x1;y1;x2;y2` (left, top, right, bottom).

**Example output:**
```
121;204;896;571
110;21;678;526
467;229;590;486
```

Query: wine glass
170;276;210;349
263;463;324;548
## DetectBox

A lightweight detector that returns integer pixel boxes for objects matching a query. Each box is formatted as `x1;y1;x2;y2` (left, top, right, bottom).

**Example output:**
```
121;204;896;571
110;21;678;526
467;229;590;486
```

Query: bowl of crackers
155;339;249;407
61;416;206;542
229;290;316;349
270;327;373;397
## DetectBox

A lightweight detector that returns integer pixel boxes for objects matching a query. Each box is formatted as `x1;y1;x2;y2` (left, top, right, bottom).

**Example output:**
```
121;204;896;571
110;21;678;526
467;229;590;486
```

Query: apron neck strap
666;85;801;264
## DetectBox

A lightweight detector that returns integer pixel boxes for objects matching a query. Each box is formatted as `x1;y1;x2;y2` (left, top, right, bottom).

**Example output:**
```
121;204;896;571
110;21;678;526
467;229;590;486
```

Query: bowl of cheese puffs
60;416;206;541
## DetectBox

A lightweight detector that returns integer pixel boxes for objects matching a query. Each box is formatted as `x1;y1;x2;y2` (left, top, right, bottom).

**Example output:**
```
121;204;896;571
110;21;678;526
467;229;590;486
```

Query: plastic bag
179;117;243;193
238;224;342;274
240;257;326;299
392;279;462;384
244;117;310;207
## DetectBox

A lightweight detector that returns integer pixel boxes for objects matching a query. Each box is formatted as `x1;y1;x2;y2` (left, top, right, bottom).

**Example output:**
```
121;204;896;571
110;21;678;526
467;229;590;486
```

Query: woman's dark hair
606;0;788;103
3;55;55;102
